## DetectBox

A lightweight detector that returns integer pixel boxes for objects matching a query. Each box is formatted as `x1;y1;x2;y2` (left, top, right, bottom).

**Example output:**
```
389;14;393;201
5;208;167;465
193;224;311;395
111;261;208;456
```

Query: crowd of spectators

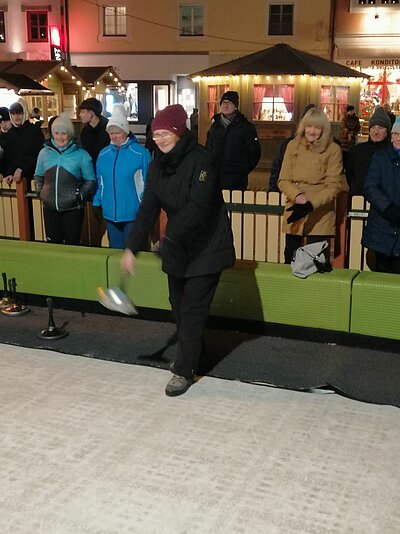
0;96;399;275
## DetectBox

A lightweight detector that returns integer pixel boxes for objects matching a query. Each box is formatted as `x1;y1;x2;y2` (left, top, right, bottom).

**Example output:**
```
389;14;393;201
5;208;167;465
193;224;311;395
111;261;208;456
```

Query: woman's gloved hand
287;201;313;223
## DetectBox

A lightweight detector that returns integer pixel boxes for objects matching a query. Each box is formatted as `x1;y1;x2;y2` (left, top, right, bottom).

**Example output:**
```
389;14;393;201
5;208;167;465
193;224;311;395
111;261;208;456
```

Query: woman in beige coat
278;107;344;263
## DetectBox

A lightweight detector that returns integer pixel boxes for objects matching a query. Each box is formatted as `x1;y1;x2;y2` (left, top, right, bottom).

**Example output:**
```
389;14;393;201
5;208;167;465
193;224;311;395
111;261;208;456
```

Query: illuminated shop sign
49;26;64;61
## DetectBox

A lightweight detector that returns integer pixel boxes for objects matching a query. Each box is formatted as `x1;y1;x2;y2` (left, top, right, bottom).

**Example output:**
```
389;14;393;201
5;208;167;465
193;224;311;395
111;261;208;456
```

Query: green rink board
214;262;359;331
350;271;400;340
0;240;110;301
108;251;358;332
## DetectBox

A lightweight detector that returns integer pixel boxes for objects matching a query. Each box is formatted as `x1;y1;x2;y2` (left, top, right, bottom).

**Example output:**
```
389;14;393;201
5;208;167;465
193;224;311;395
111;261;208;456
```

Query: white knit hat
51;113;75;138
391;116;400;134
106;104;130;135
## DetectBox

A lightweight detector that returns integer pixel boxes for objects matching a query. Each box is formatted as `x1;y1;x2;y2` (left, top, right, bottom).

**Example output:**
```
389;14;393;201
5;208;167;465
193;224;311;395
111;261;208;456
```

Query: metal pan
97;277;137;316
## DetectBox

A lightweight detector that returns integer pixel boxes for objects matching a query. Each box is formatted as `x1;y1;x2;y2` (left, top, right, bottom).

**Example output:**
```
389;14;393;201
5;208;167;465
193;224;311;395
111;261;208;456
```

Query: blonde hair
296;107;333;153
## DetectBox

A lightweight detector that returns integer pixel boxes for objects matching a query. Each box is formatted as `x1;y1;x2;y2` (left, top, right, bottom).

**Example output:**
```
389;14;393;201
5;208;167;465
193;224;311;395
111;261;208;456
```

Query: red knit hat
151;104;188;137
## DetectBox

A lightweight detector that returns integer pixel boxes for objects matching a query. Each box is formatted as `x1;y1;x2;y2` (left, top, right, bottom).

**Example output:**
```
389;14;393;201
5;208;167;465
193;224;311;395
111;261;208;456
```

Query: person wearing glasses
362;117;400;274
121;104;235;397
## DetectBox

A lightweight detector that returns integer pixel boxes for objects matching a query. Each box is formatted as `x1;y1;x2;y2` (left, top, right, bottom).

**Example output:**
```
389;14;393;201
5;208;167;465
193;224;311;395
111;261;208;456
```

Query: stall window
268;4;294;36
321;85;349;122
27;11;48;42
207;85;229;119
180;5;204;36
103;6;126;36
0;12;6;42
253;84;294;121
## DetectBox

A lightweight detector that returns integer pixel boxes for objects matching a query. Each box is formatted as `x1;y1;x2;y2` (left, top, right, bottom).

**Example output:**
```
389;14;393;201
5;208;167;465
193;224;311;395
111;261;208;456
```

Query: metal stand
37;297;68;340
0;272;11;309
1;277;30;317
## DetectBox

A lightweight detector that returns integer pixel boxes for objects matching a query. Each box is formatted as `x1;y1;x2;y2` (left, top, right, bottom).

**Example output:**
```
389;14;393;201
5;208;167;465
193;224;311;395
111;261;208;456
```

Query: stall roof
0;72;54;95
191;43;367;78
70;66;125;87
1;60;62;80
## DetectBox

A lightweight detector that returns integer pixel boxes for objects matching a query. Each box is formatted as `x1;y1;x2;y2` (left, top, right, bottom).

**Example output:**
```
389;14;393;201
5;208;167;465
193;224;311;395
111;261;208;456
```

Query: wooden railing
0;179;371;269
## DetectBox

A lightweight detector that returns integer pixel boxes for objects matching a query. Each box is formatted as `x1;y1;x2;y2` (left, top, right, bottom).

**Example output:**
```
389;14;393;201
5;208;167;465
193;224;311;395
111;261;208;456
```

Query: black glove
382;203;400;226
287;201;313;223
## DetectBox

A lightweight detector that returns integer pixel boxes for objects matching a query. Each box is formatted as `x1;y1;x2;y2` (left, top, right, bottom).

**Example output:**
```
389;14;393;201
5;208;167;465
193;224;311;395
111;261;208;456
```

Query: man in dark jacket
78;97;110;245
362;117;400;274
206;91;261;191
78;98;110;164
346;106;391;197
1;99;44;186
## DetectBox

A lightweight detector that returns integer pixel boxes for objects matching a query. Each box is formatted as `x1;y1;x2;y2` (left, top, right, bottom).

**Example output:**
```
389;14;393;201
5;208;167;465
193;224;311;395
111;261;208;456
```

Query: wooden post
332;191;348;268
15;177;32;241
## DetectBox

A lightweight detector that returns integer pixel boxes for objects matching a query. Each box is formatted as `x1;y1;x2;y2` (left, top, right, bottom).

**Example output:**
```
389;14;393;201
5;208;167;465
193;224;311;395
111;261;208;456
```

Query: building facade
334;0;400;122
67;0;334;128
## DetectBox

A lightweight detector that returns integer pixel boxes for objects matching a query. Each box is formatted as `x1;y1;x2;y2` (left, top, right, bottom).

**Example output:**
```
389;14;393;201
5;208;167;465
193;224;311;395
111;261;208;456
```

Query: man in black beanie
206;90;261;191
78;98;110;165
78;98;110;246
346;105;391;197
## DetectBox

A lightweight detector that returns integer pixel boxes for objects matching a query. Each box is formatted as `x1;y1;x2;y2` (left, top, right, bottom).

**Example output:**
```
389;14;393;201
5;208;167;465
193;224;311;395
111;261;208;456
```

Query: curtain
279;84;294;114
336;86;349;120
253;84;268;120
208;85;217;119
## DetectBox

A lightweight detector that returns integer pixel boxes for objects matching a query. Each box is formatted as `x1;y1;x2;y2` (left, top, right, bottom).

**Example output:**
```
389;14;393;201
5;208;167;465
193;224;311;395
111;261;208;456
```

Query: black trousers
168;272;221;379
43;207;85;245
284;234;331;264
375;252;400;274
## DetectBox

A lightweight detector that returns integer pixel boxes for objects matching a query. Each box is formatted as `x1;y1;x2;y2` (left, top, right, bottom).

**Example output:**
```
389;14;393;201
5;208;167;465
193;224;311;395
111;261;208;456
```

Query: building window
268;4;293;36
253;84;294;121
103;6;126;36
27;11;48;42
0;12;5;42
321;86;349;122
207;84;229;118
180;5;204;36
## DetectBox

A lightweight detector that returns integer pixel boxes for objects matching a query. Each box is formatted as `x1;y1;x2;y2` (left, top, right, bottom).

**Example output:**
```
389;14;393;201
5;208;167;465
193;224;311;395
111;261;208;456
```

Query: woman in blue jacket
34;114;96;245
363;118;400;273
94;109;151;249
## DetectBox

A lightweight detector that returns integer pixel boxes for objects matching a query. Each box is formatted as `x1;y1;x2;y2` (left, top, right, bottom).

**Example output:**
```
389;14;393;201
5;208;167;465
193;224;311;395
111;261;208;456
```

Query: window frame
179;4;204;36
0;11;6;43
103;5;127;37
267;2;294;36
27;10;48;43
320;85;350;122
252;83;295;122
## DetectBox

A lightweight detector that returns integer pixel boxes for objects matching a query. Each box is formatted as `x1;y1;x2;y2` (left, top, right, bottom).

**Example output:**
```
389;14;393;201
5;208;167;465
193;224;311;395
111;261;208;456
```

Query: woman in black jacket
121;104;235;397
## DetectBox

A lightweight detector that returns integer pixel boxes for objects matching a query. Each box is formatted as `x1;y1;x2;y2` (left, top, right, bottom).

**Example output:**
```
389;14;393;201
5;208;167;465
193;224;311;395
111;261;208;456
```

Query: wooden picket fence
0;179;371;270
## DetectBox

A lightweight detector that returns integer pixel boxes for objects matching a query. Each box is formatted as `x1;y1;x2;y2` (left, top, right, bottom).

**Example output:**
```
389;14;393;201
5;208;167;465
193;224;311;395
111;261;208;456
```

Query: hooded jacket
34;139;96;212
126;131;235;278
205;111;261;191
1;98;45;180
94;136;151;223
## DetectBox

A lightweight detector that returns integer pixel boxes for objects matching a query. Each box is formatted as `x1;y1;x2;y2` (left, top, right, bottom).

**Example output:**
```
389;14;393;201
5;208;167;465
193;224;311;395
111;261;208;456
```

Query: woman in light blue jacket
94;110;151;248
34;113;96;245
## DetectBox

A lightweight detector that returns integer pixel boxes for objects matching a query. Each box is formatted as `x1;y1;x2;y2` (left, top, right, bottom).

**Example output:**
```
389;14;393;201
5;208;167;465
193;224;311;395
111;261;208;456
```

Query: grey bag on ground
291;240;332;278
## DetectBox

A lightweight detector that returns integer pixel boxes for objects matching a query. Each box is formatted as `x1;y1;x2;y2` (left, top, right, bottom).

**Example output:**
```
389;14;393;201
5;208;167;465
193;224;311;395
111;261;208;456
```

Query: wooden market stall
191;43;368;170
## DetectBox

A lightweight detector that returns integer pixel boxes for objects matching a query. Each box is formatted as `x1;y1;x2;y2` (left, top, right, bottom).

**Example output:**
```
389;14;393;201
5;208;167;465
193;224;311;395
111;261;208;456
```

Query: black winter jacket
126;131;235;278
205;111;261;191
79;116;110;164
346;137;390;197
0;121;44;181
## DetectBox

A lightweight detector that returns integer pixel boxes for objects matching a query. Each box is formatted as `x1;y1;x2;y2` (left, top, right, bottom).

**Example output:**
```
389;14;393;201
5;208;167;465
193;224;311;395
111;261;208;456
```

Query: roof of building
0;60;62;80
191;43;367;78
0;72;54;95
70;66;125;87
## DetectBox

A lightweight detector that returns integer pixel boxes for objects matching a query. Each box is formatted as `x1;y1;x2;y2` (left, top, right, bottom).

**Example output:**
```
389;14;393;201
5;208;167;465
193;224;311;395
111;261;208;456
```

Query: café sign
341;58;400;68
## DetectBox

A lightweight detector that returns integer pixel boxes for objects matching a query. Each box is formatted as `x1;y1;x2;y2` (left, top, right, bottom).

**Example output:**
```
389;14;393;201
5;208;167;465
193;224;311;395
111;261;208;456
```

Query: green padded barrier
350;271;400;340
107;251;170;311
213;262;359;331
0;240;110;301
108;252;357;331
